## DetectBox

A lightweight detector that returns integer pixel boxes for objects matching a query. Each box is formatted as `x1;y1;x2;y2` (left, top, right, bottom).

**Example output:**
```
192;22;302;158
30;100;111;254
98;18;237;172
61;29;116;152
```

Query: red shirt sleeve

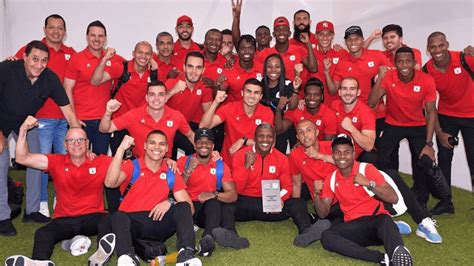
232;150;250;194
172;172;187;192
215;103;230;123
45;154;60;173
364;163;387;186
288;152;301;177
15;46;26;59
64;55;79;80
119;159;134;193
201;87;213;104
105;61;125;79
176;112;192;135
112;110;134;130
424;76;437;102
222;162;233;183
324;109;337;134
320;171;335;199
280;157;292;202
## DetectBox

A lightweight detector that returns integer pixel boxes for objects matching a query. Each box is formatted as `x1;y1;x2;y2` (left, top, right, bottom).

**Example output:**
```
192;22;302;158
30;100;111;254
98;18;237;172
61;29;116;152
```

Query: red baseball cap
176;15;193;26
273;16;290;27
316;21;334;33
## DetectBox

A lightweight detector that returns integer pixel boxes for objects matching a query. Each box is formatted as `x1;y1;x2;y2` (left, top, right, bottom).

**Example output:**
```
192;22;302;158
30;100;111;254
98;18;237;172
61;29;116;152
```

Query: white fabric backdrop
1;0;473;190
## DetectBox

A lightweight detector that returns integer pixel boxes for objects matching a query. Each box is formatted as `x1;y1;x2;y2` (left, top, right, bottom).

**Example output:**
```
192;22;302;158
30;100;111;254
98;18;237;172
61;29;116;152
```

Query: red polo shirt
216;101;274;164
330;99;376;157
289;142;337;200
172;40;202;69
321;161;389;222
15;38;76;119
382;69;437;126
106;59;149;118
382;46;422;67
177;155;233;201
64;48;124;120
119;158;186;212
222;61;263;102
424;51;474;118
256;44;308;80
113;105;191;158
284;104;337;140
232;146;292;201
165;76;212;123
202;53;227;81
153;54;178;82
333;49;391;118
289;33;318;49
45;154;111;218
310;47;350;106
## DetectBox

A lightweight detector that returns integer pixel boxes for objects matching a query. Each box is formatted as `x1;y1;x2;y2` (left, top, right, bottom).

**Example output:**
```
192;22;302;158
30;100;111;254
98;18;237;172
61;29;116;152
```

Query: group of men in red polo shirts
1;2;473;266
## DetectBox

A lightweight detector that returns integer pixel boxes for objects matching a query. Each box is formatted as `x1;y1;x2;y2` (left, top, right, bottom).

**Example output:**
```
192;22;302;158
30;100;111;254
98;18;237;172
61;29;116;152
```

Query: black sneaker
293;219;331;247
391;246;413;266
0;219;17;236
430;200;455;215
197;234;215;257
22;212;51;224
212;227;249;249
176;247;202;266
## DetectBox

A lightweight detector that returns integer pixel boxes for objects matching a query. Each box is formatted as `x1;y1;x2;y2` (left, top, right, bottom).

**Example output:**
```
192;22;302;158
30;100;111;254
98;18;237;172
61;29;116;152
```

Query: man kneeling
315;134;413;265
89;130;201;266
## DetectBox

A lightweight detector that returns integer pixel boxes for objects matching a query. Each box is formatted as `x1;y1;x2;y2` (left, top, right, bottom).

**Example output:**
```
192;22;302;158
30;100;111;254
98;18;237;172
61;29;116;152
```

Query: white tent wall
1;0;473;190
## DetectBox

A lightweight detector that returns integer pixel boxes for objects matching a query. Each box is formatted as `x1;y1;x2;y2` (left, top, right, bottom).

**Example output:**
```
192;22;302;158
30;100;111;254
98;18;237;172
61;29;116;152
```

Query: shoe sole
88;234;115;266
395;221;412;235
0;230;17;237
176;257;202;266
392;246;413;266
5;255;54;266
415;229;442;244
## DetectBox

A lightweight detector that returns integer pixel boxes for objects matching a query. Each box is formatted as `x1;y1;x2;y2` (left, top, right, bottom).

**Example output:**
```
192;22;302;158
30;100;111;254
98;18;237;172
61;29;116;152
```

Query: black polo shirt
0;60;70;135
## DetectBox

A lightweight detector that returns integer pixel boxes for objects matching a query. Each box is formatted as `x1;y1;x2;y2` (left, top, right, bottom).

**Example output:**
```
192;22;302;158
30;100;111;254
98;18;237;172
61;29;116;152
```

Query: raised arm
104;135;135;188
15;116;49;171
91;48;115;85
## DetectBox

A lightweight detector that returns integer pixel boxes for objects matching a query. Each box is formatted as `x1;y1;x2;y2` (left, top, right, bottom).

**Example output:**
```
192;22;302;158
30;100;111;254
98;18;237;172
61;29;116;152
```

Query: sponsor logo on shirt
210;168;216;175
89;168;96;174
269;166;276;173
64;54;71;60
368;61;375;67
352;117;358;123
256;73;262;80
413;86;421;92
255;119;262;125
167;120;174;127
454;67;462;74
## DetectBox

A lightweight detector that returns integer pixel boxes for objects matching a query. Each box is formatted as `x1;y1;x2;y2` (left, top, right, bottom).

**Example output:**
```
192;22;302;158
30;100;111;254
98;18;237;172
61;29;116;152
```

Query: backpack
111;61;159;98
422;52;473;80
120;159;175;201
184;155;225;192
329;162;407;217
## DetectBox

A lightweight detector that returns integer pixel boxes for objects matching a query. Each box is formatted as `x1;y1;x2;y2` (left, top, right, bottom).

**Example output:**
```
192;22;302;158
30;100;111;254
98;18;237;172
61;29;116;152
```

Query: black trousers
235;196;311;234
377;124;431;205
437;114;474;187
32;212;106;260
102;202;195;257
321;214;403;263
193;198;237;236
376;118;400;170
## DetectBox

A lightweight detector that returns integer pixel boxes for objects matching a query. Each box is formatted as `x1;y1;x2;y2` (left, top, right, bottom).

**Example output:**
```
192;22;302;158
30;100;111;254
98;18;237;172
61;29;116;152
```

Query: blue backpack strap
215;159;224;192
166;168;175;199
120;159;141;201
184;154;193;170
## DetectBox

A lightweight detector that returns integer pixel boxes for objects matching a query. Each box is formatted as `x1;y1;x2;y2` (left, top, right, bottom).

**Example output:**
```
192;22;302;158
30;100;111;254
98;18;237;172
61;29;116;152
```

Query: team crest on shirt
196;89;202;96
368;61;375;67
64;54;71;60
147;77;151;83
217;68;223;74
210;168;216;175
160;173;167;179
255;119;262;125
65;168;69;172
289;55;296;61
167;120;174;127
333;57;339;64
347;67;352;71
454;67;462;74
413;86;421;92
237;76;241;80
141;119;145;124
89;168;96;174
269;166;276;173
256;73;262;80
106;60;112;67
86;63;91;68
316;120;322;126
302;160;306;165
352;117;358;123
312;44;316;49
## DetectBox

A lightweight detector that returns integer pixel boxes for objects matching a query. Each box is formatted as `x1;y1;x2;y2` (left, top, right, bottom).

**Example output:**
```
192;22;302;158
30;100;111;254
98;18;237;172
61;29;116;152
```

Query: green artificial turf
2;171;474;265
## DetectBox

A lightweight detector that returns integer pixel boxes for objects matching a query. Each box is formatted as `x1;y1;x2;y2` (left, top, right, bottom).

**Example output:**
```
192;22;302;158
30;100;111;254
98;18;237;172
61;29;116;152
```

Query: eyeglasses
65;138;87;145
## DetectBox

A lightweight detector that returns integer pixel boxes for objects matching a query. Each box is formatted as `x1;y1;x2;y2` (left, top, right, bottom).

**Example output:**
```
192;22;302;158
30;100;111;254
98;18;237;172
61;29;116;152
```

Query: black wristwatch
367;180;376;191
425;141;434;147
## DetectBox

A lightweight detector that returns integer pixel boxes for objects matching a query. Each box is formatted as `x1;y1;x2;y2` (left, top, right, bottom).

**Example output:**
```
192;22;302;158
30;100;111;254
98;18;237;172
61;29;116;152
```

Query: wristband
242;136;248;146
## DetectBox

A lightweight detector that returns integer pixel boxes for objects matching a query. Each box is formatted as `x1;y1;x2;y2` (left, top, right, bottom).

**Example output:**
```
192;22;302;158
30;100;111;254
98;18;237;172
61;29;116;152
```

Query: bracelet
242;136;248;146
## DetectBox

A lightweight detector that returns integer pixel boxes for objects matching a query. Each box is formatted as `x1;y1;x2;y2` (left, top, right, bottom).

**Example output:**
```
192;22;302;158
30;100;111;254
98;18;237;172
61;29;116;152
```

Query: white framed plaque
262;180;282;213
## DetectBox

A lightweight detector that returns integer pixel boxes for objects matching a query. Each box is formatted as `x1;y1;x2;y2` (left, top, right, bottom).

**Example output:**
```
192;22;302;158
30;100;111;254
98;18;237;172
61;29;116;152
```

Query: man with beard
220;35;263;102
422;32;473;215
99;80;194;160
173;15;202;69
91;41;157;155
64;20;124;156
330;77;376;162
257;16;317;80
177;128;249;257
274;77;337;141
369;47;438;211
310;21;349;106
317;135;413;265
153;32;179;81
200;78;274;166
232;123;330;247
289;9;318;49
165;51;213;158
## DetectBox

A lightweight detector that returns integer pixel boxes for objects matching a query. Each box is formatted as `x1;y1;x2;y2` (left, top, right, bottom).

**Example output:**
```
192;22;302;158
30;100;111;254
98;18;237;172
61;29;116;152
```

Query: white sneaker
416;217;442;243
39;201;50;218
117;254;139;266
61;235;92;256
88;233;115;266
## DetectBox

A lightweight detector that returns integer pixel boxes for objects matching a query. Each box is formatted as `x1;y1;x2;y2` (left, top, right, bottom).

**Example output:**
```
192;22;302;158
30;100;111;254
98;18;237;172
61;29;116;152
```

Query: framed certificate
261;180;282;213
